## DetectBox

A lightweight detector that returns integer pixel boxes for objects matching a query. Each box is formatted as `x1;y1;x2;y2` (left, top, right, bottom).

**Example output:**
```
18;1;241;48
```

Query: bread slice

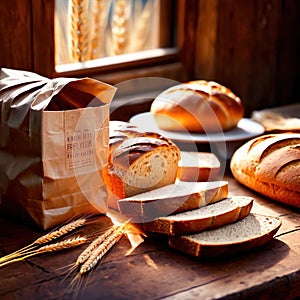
120;137;180;197
143;196;253;235
118;181;228;221
168;213;282;258
177;151;221;182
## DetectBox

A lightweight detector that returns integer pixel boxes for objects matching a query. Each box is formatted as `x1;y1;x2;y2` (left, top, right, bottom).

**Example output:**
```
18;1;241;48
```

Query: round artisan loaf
103;121;181;209
150;80;244;132
230;133;300;208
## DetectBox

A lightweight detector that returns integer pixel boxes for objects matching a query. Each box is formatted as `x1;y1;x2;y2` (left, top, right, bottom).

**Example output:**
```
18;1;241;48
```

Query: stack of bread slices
103;121;282;258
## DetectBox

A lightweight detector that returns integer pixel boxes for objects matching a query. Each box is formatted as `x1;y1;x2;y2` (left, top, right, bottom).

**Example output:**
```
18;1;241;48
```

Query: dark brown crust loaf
150;80;244;132
230;133;300;208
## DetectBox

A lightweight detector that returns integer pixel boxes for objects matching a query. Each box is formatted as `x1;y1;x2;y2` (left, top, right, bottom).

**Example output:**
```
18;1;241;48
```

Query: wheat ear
0;237;87;268
79;230;123;274
75;225;116;266
111;0;130;55
34;218;87;245
69;0;90;62
79;221;129;275
36;236;87;254
90;0;110;59
0;218;86;264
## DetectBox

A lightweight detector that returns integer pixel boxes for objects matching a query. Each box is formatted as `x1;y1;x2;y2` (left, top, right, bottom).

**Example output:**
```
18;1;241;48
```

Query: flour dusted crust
150;80;244;132
230;133;300;208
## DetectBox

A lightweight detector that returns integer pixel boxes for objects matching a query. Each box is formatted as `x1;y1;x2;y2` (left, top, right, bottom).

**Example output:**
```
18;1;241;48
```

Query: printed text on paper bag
65;129;94;170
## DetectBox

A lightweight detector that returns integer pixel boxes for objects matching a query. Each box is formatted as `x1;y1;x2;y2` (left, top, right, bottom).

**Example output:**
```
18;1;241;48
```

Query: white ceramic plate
130;112;265;144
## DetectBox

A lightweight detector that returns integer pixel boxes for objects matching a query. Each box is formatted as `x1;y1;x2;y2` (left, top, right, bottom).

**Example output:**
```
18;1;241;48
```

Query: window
0;1;298;118
49;0;183;82
55;0;162;65
1;0;197;84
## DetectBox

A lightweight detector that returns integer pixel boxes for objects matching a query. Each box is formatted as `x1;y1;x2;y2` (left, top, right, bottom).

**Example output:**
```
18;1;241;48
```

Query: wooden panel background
0;0;299;117
193;0;300;115
0;0;33;71
32;0;55;77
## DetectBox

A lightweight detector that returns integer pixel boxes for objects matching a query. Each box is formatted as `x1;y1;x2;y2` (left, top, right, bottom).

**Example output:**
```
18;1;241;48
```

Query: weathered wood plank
194;0;300;116
0;0;33;71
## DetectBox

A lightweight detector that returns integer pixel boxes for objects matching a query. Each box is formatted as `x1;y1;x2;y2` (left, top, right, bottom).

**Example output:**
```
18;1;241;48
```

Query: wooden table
0;173;299;300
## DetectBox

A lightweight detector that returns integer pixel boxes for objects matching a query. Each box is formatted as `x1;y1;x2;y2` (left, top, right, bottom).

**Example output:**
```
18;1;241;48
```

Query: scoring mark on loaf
150;80;244;132
260;138;300;161
230;133;300;208
107;120;181;198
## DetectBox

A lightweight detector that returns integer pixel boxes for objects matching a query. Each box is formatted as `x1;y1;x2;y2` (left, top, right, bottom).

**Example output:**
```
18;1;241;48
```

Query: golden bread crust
230;133;300;208
150;80;244;132
104;121;181;209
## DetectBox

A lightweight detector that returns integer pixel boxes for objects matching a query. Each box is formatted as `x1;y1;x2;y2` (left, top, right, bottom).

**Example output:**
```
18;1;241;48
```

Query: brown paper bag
0;68;116;229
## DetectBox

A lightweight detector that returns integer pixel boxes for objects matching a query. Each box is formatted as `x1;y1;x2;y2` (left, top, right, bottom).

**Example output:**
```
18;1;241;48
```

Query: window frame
31;0;197;84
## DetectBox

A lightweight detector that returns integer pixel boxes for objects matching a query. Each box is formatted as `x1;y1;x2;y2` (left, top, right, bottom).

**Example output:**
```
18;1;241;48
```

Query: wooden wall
190;0;300;115
0;0;33;71
1;0;299;116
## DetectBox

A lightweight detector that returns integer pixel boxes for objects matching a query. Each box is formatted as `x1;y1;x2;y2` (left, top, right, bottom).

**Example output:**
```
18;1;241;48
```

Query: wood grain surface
0;172;299;300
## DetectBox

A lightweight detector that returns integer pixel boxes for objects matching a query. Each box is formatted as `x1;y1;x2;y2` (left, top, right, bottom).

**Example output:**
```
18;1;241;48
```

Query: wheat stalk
35;218;87;245
0;218;86;265
79;230;123;274
111;0;130;55
75;225;116;266
130;0;153;52
69;0;90;62
90;0;111;60
0;237;87;268
36;237;87;254
79;221;130;275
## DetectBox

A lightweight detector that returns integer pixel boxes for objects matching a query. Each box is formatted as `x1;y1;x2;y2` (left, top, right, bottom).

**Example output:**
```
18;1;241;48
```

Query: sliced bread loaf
177;151;221;182
143;196;253;235
168;213;282;258
104;121;181;199
118;181;228;221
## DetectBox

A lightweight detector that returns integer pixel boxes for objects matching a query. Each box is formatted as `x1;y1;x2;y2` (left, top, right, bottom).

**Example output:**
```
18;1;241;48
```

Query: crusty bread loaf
103;121;181;210
168;213;282;258
143;196;253;235
177;151;221;182
150;80;244;132
230;133;300;208
118;181;228;221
